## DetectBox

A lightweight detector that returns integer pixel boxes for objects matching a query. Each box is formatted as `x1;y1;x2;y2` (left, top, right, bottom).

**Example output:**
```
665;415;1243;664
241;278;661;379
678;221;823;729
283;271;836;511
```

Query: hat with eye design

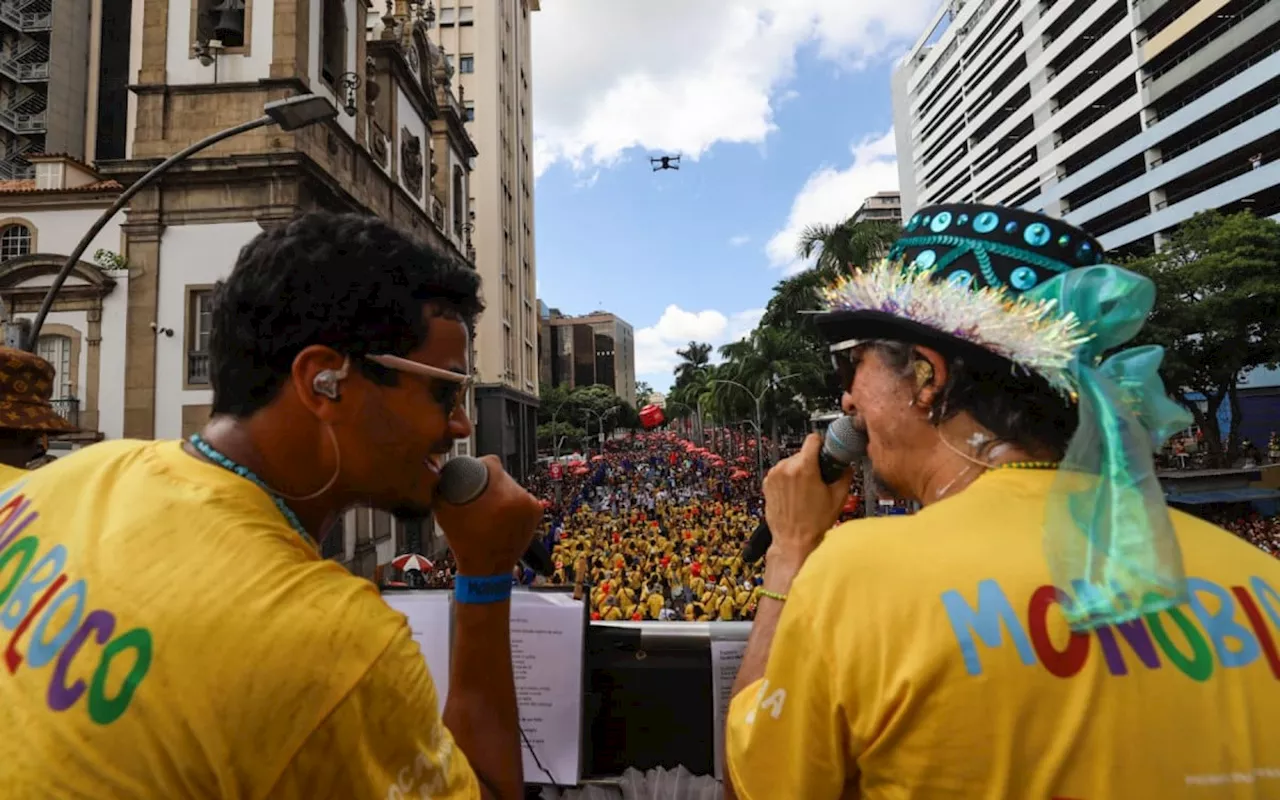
813;203;1107;396
813;203;1199;635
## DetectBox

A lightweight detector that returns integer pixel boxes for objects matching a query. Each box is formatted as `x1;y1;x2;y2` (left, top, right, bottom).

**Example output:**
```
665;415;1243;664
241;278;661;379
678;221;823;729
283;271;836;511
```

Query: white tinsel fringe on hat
821;259;1093;395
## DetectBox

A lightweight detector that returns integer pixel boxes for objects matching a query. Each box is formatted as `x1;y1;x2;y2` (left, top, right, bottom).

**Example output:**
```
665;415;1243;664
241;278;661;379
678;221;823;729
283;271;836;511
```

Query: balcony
0;107;45;135
50;398;79;429
0;40;49;83
0;0;51;33
187;351;211;386
0;140;37;180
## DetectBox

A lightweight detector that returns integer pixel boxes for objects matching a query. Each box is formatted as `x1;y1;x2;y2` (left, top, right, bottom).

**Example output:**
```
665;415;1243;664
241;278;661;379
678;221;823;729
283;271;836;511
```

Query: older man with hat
0;346;75;480
724;204;1280;798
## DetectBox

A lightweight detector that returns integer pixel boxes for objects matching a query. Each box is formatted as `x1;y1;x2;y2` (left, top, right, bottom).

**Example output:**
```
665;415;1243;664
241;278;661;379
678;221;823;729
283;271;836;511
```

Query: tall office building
0;0;93;179
428;0;539;480
892;0;1279;255
540;308;637;408
852;191;904;225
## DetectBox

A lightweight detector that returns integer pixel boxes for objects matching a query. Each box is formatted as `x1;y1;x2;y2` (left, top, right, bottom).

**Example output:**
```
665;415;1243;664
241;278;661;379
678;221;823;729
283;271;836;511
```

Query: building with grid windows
892;0;1280;255
538;308;637;407
852;191;904;225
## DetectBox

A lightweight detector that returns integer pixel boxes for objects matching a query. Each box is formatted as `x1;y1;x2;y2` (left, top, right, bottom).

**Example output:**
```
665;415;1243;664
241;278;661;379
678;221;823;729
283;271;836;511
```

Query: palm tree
713;327;825;464
795;218;901;279
760;219;900;331
673;341;712;388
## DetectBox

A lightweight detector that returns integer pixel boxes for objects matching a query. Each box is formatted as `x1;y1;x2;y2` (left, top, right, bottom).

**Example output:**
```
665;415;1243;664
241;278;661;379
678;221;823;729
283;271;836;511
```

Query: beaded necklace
188;434;317;550
993;460;1060;471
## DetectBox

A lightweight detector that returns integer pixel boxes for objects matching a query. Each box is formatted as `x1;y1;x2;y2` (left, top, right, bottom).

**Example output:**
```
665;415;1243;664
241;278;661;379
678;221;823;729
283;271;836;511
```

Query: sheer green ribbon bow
1026;265;1192;631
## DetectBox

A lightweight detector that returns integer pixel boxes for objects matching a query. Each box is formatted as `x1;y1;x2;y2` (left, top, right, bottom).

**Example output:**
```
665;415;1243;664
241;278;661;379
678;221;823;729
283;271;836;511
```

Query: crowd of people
394;428;1280;611
1206;510;1280;557
536;433;774;621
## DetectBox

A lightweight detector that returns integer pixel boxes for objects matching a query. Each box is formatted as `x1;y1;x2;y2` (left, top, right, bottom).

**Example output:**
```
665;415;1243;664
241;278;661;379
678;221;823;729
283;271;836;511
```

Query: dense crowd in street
402;430;1280;609
1210;512;1280;557
536;433;778;621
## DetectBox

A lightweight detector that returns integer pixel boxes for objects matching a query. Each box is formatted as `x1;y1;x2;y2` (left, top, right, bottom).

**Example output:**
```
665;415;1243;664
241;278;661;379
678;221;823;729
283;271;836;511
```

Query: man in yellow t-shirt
726;205;1280;798
0;212;543;798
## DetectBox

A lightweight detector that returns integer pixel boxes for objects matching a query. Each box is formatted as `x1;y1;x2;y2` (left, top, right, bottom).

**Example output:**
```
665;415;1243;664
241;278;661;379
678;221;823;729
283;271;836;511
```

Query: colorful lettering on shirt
940;579;1036;675
0;486;152;725
941;576;1280;680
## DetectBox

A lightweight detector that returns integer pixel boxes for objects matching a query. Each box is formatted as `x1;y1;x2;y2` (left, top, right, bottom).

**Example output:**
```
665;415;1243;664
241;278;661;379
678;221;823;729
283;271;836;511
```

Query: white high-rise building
892;0;1280;255
428;0;540;480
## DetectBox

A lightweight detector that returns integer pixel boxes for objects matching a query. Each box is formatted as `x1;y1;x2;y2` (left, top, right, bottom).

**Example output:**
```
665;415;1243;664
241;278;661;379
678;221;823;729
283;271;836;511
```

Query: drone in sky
651;154;681;172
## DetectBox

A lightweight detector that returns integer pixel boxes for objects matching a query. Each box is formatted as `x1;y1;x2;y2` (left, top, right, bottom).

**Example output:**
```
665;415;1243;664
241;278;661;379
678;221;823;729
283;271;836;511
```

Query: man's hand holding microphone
760;431;856;574
432;455;543;800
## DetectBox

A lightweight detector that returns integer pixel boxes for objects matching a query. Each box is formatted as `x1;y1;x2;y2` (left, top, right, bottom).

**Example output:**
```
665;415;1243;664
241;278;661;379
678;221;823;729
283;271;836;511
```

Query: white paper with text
711;639;747;781
510;591;586;786
382;592;453;716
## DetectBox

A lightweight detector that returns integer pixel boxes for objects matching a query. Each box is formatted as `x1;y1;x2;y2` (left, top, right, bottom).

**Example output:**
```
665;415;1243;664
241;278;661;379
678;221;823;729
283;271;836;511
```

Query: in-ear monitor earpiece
312;357;351;400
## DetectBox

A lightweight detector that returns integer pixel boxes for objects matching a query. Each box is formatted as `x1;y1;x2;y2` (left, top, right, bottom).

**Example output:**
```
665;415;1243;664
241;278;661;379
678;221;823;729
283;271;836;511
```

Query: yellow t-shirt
727;469;1280;799
0;463;25;485
0;440;477;798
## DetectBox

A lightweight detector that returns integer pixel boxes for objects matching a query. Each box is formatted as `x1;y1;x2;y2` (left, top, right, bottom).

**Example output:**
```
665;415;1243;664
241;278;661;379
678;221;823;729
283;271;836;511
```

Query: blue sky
530;1;940;392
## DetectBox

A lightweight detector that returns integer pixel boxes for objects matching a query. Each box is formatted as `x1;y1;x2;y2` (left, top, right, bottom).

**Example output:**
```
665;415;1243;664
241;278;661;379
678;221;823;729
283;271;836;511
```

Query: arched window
36;334;72;400
0;224;31;262
452;166;466;237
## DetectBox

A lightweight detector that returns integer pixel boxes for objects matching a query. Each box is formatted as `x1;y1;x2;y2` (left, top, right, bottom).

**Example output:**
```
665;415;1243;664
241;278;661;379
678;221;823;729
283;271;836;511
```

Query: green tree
673;341;713;389
536;383;632;452
1126;210;1280;465
761;219;900;331
537;421;584;453
712;327;826;462
635;381;654;408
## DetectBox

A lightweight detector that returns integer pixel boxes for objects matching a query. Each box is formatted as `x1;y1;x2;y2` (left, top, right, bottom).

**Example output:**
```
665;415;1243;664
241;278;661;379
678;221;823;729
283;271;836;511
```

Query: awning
1165;487;1280;505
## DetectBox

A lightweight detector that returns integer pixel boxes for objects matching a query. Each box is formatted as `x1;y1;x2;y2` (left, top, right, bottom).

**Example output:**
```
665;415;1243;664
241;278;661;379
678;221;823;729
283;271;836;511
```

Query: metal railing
0;139;38;180
50;398;79;429
1141;0;1268;79
0;107;45;134
187;351;211;385
0;0;51;33
0;40;49;83
1150;95;1280;168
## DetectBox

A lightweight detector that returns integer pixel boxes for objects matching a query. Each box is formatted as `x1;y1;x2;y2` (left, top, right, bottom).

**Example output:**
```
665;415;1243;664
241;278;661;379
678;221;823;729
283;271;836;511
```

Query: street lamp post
25;94;339;349
709;373;802;480
581;407;616;456
548;400;573;458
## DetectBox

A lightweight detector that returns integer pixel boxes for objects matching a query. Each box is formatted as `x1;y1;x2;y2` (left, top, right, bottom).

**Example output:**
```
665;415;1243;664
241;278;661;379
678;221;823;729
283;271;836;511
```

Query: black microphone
742;416;866;564
437;456;555;576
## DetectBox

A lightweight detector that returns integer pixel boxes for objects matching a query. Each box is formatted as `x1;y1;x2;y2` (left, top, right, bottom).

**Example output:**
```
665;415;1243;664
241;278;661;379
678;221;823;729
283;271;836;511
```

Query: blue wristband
454;575;513;605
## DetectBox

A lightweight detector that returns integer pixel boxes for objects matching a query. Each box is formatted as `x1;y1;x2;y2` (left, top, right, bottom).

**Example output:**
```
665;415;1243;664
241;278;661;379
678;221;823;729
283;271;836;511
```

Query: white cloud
635;304;765;386
766;131;900;275
531;0;940;177
728;234;751;247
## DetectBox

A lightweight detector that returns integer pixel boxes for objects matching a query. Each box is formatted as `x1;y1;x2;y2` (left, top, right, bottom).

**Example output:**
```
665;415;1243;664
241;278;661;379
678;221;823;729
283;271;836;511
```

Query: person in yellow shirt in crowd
0;212;544;799
546;474;772;622
725;205;1280;798
0;347;77;483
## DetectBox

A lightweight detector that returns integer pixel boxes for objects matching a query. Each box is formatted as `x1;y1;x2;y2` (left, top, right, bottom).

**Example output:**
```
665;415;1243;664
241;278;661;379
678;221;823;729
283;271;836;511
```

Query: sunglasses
829;341;869;391
365;353;471;416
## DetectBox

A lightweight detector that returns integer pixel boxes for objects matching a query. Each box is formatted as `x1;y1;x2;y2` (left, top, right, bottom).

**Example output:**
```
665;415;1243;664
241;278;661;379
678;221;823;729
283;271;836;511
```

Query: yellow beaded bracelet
758;588;788;603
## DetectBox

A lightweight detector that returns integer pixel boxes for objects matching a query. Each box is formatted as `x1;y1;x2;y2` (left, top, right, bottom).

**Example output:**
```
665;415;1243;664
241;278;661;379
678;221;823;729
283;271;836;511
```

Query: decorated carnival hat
815;203;1194;631
814;204;1106;394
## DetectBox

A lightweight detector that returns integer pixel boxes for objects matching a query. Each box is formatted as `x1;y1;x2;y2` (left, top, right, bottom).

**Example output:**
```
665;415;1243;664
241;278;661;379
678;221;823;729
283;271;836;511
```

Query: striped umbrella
392;553;434;573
